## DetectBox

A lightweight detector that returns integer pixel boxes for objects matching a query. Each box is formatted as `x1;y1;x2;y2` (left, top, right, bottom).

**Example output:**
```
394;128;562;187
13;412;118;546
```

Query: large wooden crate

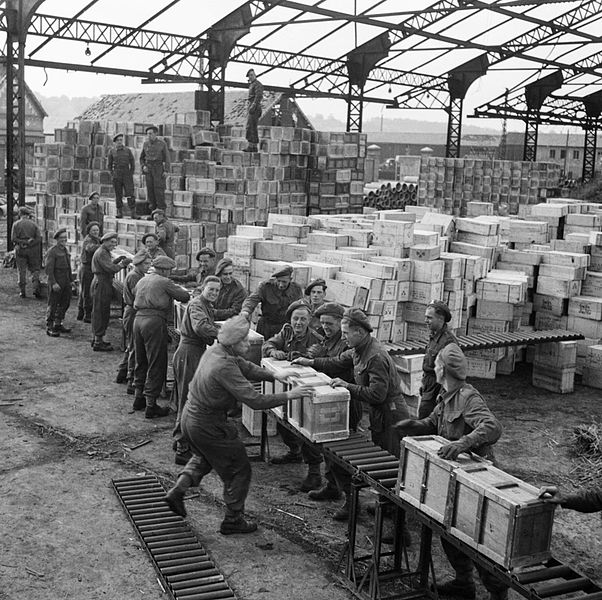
396;436;489;524
296;384;350;442
448;463;555;569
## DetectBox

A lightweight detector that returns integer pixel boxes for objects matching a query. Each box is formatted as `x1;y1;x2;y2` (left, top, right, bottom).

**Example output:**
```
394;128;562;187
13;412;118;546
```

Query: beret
150;209;165;218
152;255;177;270
438;343;467;381
246;68;255;77
132;251;149;266
145;125;159;133
86;221;100;234
428;300;452;323
272;265;293;278
88;191;100;200
53;228;68;240
285;299;312;322
18;206;32;216
342;308;373;332
196;247;216;261
112;133;124;142
314;302;344;320
218;315;250;346
305;278;327;296
215;257;233;276
141;232;159;244
101;231;118;242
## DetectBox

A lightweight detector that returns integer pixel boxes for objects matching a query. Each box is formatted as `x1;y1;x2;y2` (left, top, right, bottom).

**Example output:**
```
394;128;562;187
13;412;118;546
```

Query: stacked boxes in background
532;341;577;394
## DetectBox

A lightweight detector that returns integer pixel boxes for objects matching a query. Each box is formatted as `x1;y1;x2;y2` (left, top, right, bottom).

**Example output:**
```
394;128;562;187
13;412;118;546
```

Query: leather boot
300;463;322;492
54;322;72;334
132;394;146;411
220;514;258;535
33;285;42;299
436;579;476;599
164;474;192;517
76;307;85;321
46;326;60;337
19;286;26;298
333;493;352;521
308;483;340;501
126;381;135;395
145;399;170;419
115;370;128;384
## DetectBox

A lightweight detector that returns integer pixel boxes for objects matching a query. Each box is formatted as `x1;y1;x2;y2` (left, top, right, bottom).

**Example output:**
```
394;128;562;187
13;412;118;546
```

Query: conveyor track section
112;476;237;600
320;436;602;600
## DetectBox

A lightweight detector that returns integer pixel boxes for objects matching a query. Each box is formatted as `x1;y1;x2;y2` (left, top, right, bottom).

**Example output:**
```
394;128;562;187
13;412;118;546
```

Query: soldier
107;133;136;219
44;228;74;337
304;278;327;333
76;221;101;322
152;209;178;259
90;232;132;351
141;232;166;261
132;255;190;418
172;276;221;464
115;251;151;392
170;247;216;285
213;258;247;320
420;300;457;418
164;315;312;535
140;125;170;212
11;206;42;298
244;69;263;152
241;265;303;339
80;191;104;237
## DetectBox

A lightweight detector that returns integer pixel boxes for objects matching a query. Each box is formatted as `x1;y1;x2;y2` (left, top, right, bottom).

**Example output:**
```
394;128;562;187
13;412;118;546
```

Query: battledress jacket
560;488;602;513
214;278;247;321
262;323;323;361
421;324;457;402
242;279;303;331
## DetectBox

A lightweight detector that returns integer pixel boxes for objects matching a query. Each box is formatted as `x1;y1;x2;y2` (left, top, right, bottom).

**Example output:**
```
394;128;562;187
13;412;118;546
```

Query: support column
523;108;539;162
346;82;364;132
582;118;597;183
445;97;463;159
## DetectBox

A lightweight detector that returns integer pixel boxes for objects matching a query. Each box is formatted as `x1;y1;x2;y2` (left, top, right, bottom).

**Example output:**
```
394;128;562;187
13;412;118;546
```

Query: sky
18;0;597;133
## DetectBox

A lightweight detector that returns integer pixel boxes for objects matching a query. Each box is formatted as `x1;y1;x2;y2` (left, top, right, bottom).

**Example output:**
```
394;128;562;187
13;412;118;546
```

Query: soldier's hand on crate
437;439;471;460
538;486;564;504
330;378;348;389
270;350;287;360
52;283;61;293
286;385;313;400
291;357;313;367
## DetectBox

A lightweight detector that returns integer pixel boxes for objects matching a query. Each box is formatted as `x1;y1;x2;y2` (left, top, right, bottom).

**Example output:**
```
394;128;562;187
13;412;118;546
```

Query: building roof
0;67;48;119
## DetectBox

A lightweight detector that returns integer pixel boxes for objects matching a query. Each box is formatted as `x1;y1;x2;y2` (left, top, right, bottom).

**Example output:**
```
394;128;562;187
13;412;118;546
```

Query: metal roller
175;583;232;597
166;568;221;584
177;589;235;600
155;550;208;563
170;575;225;590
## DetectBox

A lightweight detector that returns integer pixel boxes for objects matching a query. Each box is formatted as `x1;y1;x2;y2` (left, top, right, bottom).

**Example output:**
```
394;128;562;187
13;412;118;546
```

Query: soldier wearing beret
141;232;167;261
213;258;247;320
132;255;190;418
90;232;132;351
140;125;170;213
244;69;263;153
241;265;303;339
107;133;136;218
396;343;505;600
11;205;42;298
80;191;104;237
420;300;457;418
76;221;101;322
170;247;216;286
115;251;152;392
44;229;74;337
152;209;178;259
294;308;410;524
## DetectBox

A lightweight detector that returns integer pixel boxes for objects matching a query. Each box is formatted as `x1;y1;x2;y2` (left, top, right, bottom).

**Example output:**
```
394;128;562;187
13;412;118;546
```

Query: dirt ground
0;266;601;600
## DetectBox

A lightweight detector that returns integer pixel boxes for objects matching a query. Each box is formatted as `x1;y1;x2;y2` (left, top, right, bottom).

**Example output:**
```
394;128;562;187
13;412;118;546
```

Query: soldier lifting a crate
107;134;136;219
140;125;170;213
395;343;507;600
420;300;458;418
164;315;312;535
241;265;303;339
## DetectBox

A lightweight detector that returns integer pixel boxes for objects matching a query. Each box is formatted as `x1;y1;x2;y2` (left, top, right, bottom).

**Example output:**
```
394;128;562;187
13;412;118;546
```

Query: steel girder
523;108;539;162
346;83;364;133
582;120;598;183
446;97;463;158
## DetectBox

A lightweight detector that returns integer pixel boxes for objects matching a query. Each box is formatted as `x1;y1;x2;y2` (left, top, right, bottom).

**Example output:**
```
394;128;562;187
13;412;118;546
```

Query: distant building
0;68;47;192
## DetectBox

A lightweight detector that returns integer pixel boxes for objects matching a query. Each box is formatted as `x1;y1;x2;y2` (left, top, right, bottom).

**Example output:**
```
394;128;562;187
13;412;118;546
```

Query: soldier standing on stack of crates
80;191;104;238
244;68;263;153
241;265;303;339
395;343;507;600
420;300;457;418
11;206;42;299
140;125;170;214
107;133;136;219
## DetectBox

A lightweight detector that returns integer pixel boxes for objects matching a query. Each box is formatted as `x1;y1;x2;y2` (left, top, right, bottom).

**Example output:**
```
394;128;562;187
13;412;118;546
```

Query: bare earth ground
0;266;600;600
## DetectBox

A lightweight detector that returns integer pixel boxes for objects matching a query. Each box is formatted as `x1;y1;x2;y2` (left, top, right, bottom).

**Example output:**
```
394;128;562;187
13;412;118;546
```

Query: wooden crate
242;403;277;436
296;384;350;442
448;463;555;569
531;363;575;394
396;435;489;524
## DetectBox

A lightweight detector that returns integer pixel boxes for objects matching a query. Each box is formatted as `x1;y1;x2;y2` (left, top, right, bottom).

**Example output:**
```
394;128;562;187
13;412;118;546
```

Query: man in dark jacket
107;133;136;218
140;125;170;212
152;209;177;259
540;487;602;513
213;258;247;320
90;232;131;351
420;300;457;418
241;265;303;339
80;191;104;237
77;221;101;322
396;343;506;600
244;69;263;152
44;228;74;337
133;255;190;418
11;206;42;298
164;315;311;535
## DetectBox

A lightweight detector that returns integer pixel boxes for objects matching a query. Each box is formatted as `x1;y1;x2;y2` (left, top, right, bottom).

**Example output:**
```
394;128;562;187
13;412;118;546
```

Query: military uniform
155;218;178;259
77;233;100;320
11;217;41;296
246;78;263;149
242;279;303;339
559;489;602;512
420;324;458;418
90;246;123;339
107;145;135;217
133;272;190;408
172;295;218;454
80;203;104;237
45;245;73;330
214;278;247;321
140;137;170;211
